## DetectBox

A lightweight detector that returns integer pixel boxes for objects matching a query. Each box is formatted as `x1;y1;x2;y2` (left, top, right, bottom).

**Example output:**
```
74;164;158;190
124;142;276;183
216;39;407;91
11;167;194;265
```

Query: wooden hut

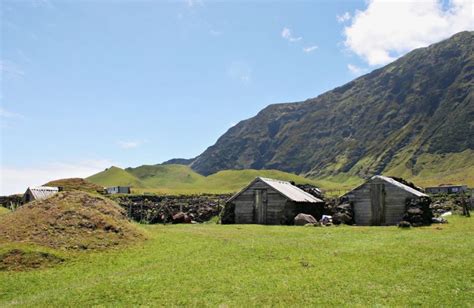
105;186;131;195
226;177;324;225
22;186;59;203
344;175;428;226
425;184;467;195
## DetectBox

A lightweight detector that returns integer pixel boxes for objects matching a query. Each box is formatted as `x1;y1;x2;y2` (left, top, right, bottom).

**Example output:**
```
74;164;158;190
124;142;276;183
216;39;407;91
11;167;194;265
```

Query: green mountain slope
87;164;329;194
189;31;474;186
87;166;145;188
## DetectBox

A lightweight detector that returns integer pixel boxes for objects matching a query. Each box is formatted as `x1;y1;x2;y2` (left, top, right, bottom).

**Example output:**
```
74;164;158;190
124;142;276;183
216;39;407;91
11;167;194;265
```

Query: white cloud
337;12;351;23
0;160;114;195
281;27;302;42
303;45;319;53
347;64;367;76
0;60;25;77
344;0;474;66
0;107;23;119
117;140;143;149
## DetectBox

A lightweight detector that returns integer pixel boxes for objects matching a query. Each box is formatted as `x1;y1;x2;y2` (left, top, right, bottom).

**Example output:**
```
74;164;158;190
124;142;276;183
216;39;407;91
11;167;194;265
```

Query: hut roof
27;186;59;200
228;177;323;203
372;176;427;197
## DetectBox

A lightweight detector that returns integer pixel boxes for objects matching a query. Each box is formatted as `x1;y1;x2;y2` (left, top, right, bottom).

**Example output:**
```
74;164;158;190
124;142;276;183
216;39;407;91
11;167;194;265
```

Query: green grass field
1;216;473;306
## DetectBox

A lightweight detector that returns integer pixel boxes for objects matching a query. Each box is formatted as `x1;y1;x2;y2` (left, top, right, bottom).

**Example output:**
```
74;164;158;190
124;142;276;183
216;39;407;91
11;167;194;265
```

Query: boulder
294;213;317;226
172;212;192;224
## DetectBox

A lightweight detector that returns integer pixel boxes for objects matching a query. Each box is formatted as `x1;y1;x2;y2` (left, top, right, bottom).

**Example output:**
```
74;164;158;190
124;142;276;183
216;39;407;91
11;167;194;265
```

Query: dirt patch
0;249;64;271
0;191;145;250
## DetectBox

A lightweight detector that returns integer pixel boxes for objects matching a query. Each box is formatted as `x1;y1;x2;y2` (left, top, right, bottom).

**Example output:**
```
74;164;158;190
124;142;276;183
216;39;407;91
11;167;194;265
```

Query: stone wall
111;194;232;224
0;195;22;210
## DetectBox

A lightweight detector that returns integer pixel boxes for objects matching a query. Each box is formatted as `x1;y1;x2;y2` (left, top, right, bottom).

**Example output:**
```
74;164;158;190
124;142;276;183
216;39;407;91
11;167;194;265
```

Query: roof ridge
372;175;427;197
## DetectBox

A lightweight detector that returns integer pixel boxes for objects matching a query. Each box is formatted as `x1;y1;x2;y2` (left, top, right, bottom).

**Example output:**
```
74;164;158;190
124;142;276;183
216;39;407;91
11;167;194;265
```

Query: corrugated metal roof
372;176;427;197
259;178;323;203
228;177;323;203
28;186;59;200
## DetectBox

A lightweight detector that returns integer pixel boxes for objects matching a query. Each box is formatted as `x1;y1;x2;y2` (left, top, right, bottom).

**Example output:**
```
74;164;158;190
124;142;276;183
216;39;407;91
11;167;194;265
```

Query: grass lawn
1;216;473;306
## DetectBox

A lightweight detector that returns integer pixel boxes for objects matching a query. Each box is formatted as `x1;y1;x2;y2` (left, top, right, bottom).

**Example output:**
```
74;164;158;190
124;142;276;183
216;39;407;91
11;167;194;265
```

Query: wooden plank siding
347;177;421;226
230;178;323;225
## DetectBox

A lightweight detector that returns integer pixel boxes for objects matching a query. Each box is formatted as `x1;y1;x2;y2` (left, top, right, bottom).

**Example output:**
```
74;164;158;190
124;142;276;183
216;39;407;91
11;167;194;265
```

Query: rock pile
430;198;463;216
112;194;231;224
295;184;324;199
402;197;432;227
332;203;354;225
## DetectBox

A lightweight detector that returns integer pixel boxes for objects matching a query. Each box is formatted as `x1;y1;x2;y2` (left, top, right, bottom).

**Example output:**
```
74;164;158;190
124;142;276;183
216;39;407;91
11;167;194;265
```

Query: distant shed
105;186;131;195
343;175;428;226
23;186;59;203
226;177;324;225
425;184;467;195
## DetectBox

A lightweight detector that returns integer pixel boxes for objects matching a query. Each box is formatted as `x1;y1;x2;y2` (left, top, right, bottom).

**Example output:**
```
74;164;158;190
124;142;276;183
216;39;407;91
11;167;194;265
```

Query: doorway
255;189;268;224
370;183;385;225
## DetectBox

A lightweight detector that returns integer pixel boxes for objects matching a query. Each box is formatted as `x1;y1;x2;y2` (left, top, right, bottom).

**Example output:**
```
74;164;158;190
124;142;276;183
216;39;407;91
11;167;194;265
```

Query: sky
1;0;473;194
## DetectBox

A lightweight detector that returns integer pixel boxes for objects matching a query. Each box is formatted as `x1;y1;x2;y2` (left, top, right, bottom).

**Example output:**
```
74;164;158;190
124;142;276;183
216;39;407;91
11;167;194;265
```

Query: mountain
86;164;330;194
189;31;474;186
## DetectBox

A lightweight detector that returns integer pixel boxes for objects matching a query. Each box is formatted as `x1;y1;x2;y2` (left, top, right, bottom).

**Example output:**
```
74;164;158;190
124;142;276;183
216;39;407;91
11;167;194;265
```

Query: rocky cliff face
190;31;474;178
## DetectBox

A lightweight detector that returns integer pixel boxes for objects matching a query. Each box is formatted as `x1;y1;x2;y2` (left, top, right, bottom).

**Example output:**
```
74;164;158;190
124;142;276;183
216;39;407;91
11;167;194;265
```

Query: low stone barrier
111;194;232;224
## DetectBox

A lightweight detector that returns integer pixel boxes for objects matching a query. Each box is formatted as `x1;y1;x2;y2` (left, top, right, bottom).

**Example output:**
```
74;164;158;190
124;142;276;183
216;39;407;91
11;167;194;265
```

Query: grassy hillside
87;166;145;188
1;216;472;306
87;161;473;195
87;164;325;195
386;149;474;188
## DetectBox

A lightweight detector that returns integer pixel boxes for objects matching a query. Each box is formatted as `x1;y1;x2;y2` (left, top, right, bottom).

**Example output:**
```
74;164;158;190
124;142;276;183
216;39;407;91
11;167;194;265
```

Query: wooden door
255;189;267;224
370;183;385;225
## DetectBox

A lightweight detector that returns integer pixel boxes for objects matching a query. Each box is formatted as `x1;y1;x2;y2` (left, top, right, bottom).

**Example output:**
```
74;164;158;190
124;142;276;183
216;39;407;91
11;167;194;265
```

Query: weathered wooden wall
231;179;323;225
347;177;415;225
232;180;288;224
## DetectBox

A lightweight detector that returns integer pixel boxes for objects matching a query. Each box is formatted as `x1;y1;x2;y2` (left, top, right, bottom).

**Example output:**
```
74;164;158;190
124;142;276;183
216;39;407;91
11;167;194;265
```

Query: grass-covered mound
0;191;144;250
44;178;104;194
0;249;64;271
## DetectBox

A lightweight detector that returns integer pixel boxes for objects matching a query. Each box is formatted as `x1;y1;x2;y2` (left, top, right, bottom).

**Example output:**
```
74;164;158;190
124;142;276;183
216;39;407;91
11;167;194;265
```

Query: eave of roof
227;177;323;203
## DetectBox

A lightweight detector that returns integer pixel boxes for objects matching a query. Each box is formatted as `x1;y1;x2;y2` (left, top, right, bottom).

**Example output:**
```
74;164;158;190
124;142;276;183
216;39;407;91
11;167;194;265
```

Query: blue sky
1;0;472;194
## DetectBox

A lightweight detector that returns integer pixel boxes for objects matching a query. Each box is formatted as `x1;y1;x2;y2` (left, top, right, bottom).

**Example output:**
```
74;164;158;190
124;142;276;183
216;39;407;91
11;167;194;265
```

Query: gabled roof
26;186;59;200
228;177;323;203
372;175;428;197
